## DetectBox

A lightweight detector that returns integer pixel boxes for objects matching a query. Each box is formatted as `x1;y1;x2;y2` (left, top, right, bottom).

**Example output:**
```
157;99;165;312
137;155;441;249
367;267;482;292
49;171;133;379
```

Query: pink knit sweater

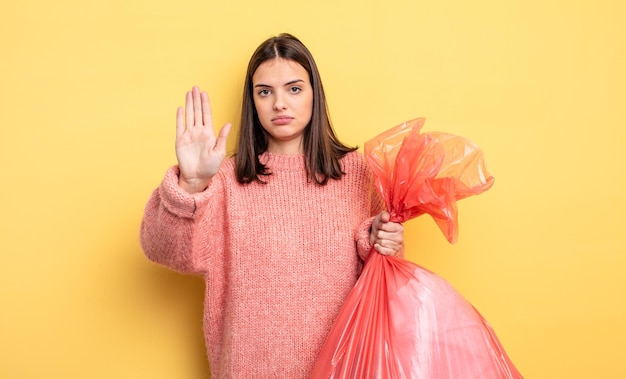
140;151;383;378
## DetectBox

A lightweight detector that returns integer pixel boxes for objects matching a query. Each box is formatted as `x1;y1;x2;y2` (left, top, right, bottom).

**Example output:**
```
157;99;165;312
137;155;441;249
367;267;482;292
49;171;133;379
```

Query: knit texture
140;151;383;378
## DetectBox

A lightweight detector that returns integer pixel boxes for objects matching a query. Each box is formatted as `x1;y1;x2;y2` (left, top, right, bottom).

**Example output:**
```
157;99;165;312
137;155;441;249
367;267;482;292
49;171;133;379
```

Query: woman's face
252;58;313;155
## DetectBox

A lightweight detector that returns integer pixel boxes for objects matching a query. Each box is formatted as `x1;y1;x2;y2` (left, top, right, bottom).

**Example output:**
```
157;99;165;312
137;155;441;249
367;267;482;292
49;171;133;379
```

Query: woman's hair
235;33;357;185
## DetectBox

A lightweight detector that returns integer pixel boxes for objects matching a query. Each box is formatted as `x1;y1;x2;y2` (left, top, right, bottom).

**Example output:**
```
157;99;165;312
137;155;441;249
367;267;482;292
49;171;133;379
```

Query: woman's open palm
175;86;231;193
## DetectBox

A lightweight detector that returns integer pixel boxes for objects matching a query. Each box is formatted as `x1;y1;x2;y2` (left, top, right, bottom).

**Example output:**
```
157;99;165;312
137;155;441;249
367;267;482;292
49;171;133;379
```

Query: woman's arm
140;86;231;273
140;166;217;274
354;165;404;260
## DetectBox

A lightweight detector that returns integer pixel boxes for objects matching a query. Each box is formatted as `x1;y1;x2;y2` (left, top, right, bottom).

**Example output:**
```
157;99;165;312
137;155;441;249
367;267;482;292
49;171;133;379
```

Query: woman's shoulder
340;150;367;171
212;156;237;182
339;150;373;181
221;155;236;170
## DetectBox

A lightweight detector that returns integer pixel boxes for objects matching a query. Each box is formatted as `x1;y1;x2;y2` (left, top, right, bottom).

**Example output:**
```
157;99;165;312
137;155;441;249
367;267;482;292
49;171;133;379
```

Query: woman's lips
272;116;293;125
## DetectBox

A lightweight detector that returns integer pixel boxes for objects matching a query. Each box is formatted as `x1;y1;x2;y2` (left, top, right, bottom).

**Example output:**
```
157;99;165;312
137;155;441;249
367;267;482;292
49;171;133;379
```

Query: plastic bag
364;117;494;242
311;119;522;378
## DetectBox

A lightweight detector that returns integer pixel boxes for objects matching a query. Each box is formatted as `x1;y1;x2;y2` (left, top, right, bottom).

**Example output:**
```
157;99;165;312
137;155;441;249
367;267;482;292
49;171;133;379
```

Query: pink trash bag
312;118;522;378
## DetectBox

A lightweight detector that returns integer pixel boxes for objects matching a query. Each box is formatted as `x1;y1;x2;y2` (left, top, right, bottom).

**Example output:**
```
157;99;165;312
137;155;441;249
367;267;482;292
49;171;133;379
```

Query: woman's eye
289;86;302;94
258;89;270;96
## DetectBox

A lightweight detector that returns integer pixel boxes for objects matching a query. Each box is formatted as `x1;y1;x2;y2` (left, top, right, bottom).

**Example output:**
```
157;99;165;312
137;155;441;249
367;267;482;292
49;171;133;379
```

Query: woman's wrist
178;176;212;194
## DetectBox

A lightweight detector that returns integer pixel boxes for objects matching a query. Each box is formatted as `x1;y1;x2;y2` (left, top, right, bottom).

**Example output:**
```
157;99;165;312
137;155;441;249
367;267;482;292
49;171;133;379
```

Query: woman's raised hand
175;86;232;193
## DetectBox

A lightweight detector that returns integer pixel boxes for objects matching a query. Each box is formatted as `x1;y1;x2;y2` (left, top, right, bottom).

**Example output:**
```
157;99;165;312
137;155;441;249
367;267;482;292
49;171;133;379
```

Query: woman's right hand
175;86;232;193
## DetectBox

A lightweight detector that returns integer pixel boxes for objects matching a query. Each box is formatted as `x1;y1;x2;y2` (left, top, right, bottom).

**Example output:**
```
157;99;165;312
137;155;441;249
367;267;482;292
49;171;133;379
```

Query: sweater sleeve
356;189;406;260
355;216;375;261
355;188;385;261
139;166;220;274
353;151;387;261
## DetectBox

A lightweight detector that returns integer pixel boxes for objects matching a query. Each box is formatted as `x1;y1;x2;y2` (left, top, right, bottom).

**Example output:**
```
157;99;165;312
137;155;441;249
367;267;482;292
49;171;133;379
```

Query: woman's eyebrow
254;79;305;88
283;79;305;86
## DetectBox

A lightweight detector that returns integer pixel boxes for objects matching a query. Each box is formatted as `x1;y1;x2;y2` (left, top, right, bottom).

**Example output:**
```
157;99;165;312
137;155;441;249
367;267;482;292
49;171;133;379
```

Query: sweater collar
259;152;306;171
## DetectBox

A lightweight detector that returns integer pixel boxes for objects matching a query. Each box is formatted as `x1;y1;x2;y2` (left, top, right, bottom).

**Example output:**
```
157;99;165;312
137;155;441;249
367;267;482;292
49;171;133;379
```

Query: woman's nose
273;93;287;110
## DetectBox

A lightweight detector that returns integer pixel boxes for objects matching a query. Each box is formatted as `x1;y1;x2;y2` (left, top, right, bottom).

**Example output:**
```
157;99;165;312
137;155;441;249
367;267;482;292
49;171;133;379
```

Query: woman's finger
374;219;403;234
176;107;184;140
378;221;404;233
185;90;194;129
377;237;402;249
215;123;232;152
193;86;203;126
379;211;391;223
375;241;401;256
376;232;404;245
201;91;213;130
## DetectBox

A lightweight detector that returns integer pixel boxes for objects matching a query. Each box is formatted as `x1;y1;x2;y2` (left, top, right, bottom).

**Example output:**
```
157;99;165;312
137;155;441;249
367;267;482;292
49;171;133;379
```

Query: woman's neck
266;138;304;155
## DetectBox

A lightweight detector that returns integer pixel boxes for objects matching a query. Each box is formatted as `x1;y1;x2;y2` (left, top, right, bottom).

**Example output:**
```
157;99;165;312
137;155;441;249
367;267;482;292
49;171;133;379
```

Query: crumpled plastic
311;118;522;378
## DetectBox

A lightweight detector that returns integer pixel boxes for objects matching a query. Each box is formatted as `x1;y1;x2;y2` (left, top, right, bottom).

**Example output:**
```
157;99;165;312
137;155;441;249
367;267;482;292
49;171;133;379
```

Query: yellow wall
1;0;624;377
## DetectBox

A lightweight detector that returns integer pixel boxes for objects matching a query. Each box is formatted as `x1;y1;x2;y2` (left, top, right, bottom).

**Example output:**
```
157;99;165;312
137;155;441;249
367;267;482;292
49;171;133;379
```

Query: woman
140;33;404;378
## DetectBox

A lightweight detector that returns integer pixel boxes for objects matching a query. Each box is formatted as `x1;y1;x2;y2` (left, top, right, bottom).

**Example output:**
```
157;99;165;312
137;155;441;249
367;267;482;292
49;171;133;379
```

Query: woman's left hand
370;211;404;256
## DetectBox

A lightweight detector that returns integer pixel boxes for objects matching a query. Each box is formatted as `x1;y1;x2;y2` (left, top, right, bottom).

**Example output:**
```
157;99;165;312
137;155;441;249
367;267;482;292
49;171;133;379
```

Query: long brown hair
235;33;357;185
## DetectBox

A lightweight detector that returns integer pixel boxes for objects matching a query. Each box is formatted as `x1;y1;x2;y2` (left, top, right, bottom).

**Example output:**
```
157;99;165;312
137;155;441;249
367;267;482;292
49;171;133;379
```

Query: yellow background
1;0;624;377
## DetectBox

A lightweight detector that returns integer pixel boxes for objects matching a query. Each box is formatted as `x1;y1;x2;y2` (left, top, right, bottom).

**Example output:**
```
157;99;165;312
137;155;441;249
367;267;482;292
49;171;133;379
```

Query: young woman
140;33;404;378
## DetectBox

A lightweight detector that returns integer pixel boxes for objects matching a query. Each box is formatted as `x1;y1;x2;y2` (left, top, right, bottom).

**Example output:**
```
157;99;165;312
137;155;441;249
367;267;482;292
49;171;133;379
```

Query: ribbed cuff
356;216;376;261
158;166;212;219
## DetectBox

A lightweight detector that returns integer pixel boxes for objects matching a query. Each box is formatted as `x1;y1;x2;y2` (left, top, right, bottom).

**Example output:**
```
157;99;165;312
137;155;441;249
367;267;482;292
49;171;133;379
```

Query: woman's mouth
272;116;293;125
